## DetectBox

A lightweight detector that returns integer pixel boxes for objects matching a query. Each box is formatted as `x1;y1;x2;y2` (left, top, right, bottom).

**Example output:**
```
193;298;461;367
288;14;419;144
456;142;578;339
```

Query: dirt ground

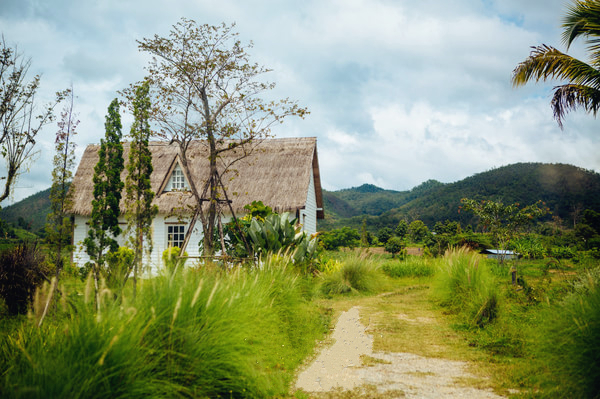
294;304;506;398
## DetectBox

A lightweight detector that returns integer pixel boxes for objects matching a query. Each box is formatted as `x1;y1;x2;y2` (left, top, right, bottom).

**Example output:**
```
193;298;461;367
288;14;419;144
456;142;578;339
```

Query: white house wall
72;214;234;276
299;171;318;236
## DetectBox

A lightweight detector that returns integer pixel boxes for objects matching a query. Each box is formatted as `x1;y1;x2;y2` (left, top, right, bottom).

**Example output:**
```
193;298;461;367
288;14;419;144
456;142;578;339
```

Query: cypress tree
84;98;124;308
125;81;157;296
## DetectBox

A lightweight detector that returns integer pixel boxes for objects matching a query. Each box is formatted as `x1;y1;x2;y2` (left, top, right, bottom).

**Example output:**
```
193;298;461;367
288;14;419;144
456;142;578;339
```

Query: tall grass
0;258;327;398
433;247;500;328
381;256;435;278
319;252;386;296
531;268;600;398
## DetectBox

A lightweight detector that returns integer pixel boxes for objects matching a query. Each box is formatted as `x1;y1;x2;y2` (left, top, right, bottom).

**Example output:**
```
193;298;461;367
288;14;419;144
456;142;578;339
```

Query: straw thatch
69;137;324;218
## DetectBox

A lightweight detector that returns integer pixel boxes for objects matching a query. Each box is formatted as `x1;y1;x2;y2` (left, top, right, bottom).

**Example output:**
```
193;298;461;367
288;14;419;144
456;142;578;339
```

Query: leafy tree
360;218;369;247
124;81;158;297
384;237;405;258
84;99;124;308
512;0;600;128
408;220;430;243
395;219;408;239
319;227;360;251
377;227;393;244
40;88;77;325
129;20;308;258
0;37;66;203
461;198;548;263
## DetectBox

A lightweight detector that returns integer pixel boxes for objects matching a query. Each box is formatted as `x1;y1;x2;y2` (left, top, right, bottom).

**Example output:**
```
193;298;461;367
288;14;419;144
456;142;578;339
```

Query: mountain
2;163;600;235
322;163;600;231
0;187;52;234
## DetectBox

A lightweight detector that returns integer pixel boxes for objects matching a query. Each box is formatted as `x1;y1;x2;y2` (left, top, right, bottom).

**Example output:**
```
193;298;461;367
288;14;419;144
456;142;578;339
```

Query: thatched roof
69;137;324;219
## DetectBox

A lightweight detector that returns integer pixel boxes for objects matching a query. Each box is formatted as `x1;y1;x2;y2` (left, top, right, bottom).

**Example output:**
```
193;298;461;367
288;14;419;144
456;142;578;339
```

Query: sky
1;0;599;204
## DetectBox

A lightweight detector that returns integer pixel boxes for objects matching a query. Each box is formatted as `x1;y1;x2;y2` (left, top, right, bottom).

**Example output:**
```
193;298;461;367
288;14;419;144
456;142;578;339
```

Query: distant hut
481;249;520;261
69;137;324;273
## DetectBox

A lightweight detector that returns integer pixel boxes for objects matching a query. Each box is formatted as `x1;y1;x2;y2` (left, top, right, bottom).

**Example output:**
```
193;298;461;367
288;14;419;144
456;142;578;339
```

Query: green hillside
0;187;52;235
321;163;600;231
2;163;600;236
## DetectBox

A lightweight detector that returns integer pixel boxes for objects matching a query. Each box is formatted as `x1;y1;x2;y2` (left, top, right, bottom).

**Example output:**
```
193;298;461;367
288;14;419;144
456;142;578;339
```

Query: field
1;248;599;398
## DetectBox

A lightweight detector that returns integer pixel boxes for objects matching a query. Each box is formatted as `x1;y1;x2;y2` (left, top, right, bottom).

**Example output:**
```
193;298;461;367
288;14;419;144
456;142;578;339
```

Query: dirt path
294;285;507;398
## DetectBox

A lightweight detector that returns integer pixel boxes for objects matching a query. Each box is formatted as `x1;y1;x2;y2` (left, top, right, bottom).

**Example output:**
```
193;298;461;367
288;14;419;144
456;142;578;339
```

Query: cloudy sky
1;0;599;203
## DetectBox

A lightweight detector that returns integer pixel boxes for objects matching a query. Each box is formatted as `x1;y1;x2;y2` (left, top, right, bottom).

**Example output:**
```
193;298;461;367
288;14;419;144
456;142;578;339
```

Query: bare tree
126;20;308;257
0;36;65;203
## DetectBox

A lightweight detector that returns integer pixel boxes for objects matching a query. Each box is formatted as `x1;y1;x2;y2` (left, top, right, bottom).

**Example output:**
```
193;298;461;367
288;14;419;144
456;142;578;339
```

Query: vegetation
83;99;125;308
321;163;600;232
124;81;158;297
0;257;327;398
0;37;67;204
130;20;308;258
0;242;48;315
512;0;600;128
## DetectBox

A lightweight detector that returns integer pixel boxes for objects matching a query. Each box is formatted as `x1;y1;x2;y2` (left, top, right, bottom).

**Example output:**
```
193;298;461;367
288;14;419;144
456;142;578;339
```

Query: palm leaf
551;83;600;127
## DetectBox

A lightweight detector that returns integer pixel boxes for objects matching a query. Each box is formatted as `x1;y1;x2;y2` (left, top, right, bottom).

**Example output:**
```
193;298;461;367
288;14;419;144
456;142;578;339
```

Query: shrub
320;253;385;296
162;246;187;275
0;242;48;315
384;237;405;258
105;247;134;289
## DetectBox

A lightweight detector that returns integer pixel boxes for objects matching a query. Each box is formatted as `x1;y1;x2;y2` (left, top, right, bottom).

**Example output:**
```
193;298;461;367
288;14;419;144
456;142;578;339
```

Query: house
69;137;324;273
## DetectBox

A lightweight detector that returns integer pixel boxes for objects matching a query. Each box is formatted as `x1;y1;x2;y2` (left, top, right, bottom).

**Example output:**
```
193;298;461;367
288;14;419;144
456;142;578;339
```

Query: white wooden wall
299;171;318;236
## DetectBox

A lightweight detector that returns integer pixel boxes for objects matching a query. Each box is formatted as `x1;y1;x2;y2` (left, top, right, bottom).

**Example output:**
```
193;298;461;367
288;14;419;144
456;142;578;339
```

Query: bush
105;247;134;289
162;246;187;276
384;237;405;258
0;242;48;315
319;253;385;296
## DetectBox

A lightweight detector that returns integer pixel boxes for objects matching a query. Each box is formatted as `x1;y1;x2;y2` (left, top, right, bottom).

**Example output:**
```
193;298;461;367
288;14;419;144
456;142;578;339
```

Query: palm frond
551;83;600;128
562;0;600;64
512;44;600;89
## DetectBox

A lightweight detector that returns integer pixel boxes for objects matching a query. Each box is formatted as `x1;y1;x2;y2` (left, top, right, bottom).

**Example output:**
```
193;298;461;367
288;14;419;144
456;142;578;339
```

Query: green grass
319;252;386;296
0;256;328;398
380;256;435;278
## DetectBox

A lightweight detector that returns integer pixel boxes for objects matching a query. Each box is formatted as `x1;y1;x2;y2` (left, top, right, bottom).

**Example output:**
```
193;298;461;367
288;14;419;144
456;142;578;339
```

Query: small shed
481;249;520;260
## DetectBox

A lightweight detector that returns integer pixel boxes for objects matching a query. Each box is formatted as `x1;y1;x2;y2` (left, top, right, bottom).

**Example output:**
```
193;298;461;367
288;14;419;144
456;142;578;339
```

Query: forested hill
321;163;600;231
2;163;600;236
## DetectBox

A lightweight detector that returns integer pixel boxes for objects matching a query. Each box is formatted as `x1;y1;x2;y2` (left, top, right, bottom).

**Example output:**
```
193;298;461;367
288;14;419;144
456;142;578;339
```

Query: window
168;164;188;191
167;225;186;248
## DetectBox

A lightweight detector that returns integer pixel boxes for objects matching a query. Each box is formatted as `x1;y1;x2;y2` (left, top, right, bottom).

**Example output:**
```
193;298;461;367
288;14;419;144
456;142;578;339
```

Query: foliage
319;252;385;296
0;37;66;204
321;163;600;232
512;0;600;128
433;248;500;328
408;220;430;243
0;242;48;315
376;227;393;244
45;87;77;279
83;99;125;307
394;219;408;239
104;247;134;290
247;213;318;265
161;246;187;276
533;268;600;398
124;81;158;294
0;261;327;398
381;257;435;278
129;20;308;257
319;227;360;251
461;198;548;263
384;236;405;258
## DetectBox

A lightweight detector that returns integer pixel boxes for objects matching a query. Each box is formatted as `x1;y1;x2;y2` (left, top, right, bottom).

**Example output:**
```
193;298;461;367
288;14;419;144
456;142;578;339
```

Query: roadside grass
0;256;328;398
